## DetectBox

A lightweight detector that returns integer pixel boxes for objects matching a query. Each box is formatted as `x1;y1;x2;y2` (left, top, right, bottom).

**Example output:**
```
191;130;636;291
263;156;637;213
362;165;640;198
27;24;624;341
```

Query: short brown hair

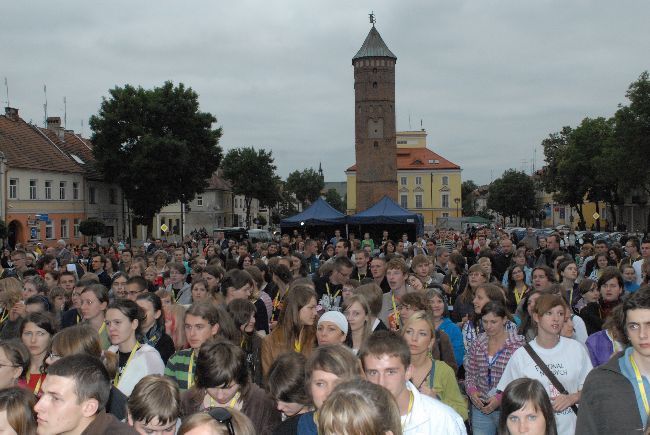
127;375;180;426
267;352;310;406
359;330;410;371
305;344;362;402
355;283;383;317
385;258;409;274
195;338;248;389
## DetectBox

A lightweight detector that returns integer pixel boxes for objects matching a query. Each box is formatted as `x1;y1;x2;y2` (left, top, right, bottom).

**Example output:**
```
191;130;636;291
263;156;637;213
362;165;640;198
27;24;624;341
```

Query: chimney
4;107;19;121
46;117;65;141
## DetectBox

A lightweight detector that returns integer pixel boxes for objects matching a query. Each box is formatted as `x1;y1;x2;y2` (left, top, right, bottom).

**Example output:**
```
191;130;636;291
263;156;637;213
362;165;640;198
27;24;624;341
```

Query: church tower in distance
352;18;398;212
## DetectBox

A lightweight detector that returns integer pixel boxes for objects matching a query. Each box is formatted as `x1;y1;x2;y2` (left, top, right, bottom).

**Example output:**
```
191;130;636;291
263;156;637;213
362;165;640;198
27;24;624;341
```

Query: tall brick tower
352;18;398;212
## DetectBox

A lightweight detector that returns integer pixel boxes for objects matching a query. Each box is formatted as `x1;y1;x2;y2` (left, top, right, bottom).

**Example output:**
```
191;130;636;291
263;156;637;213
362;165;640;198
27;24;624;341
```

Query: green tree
615;71;650;230
90;81;222;238
324;189;345;213
487;170;536;224
222;147;281;228
255;214;267;227
285;168;324;208
273;183;299;225
461;180;478;216
79;218;105;238
539;126;589;230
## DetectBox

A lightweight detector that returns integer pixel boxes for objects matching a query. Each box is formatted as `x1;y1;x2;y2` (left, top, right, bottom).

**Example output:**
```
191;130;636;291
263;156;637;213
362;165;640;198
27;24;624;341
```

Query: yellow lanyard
187;350;195;389
402;390;414;429
27;369;43;395
325;283;341;300
113;343;140;387
391;292;400;324
271;289;287;323
630;355;650;416
294;339;302;353
568;287;574;307
514;286;527;305
209;391;241;408
98;322;106;335
76;314;80;324
0;309;8;325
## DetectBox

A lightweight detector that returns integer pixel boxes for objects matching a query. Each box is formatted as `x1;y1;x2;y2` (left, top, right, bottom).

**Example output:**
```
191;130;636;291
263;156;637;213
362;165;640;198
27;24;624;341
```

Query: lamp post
454;197;460;217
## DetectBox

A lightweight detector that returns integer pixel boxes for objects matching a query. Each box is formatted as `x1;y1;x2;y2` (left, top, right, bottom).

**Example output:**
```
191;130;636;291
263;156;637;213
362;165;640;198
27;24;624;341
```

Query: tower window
372;82;378;88
373;68;377;74
373;141;379;148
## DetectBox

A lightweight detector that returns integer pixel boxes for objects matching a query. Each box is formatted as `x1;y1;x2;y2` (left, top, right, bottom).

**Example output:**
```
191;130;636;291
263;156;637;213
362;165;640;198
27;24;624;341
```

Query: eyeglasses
208;407;234;435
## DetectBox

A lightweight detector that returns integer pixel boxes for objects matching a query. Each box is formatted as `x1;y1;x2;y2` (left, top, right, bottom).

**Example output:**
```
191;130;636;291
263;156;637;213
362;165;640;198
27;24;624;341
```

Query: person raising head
359;330;466;434
267;352;312;434
454;264;489;325
34;354;137;434
297;344;364;435
318;378;403;435
498;378;557;435
261;285;317;376
0;387;37;435
180;338;281;435
165;302;236;392
126;375;181;435
105;299;165;396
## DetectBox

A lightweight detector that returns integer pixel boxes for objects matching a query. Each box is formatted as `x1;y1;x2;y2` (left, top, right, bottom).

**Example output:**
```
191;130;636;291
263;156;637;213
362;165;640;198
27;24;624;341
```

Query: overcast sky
3;1;649;185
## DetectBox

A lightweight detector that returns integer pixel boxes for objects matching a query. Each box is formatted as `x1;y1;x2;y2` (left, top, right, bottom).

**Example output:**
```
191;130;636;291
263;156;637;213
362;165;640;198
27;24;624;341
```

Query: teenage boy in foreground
359;330;467;434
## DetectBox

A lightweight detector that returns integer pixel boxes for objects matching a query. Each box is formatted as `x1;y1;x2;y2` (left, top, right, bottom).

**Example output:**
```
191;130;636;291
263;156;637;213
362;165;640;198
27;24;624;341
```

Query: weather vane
369;11;376;26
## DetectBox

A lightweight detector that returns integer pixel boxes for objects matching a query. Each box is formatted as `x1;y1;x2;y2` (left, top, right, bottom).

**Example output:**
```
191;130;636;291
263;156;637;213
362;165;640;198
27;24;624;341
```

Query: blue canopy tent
347;196;425;241
280;198;347;235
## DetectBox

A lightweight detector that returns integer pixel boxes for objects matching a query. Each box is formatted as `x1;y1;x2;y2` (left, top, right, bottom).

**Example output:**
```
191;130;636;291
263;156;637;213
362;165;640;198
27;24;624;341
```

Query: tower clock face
368;118;384;138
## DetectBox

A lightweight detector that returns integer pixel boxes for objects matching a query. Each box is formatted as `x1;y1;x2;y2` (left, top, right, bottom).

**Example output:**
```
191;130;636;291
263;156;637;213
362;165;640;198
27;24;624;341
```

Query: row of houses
0;106;266;248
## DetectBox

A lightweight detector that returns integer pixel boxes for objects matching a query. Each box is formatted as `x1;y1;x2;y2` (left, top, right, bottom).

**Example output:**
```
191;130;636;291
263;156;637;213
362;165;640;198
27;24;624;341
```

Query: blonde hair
318;378;402;435
178;407;255;435
127;375;180;426
342;294;372;344
50;324;117;378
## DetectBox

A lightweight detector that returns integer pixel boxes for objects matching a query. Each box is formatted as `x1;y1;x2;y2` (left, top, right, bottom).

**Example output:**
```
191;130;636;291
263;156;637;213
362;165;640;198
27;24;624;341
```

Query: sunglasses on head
208;407;234;435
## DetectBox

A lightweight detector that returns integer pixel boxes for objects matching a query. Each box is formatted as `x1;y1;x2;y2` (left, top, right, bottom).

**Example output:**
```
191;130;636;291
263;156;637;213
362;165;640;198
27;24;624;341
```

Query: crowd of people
1;226;650;434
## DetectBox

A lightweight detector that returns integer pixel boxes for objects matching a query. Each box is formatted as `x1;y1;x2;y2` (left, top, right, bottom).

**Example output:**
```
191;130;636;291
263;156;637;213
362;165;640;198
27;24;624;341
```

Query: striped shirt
164;348;194;392
464;330;525;397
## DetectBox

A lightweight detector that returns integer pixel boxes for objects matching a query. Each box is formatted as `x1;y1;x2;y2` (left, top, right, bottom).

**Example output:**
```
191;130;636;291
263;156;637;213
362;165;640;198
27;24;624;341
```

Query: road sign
592;212;600;220
30;227;37;239
160;223;169;232
36;214;48;222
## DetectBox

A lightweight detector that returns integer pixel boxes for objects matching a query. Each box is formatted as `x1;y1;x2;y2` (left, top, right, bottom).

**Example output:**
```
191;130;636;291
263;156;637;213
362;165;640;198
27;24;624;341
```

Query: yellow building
536;190;608;230
346;130;462;225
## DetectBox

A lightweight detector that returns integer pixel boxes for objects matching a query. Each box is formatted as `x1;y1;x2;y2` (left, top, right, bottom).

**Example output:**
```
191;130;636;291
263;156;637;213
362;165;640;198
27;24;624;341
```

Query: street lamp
454;197;460;217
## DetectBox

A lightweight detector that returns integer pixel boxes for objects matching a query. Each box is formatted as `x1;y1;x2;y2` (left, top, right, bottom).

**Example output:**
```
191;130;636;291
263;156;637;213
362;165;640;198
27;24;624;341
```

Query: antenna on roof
420;119;423;130
369;11;375;27
43;84;48;127
408;112;411;130
81;119;84;137
3;77;9;107
63;96;67;129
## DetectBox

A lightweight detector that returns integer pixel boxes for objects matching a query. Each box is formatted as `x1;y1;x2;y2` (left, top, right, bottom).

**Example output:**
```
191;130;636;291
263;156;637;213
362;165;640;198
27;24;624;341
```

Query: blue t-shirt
297;411;318;435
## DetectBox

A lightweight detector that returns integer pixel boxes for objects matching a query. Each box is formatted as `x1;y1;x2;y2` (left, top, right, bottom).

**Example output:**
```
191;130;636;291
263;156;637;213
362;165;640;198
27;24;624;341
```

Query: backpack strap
524;343;578;415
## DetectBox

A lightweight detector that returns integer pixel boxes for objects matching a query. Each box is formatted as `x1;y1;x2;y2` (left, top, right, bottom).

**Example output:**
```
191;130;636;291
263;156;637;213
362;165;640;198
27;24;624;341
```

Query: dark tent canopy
280;197;346;229
347;196;424;239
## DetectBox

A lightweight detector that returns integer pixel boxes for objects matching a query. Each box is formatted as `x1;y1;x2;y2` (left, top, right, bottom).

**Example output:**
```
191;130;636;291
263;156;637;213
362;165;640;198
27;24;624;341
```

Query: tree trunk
575;204;586;230
144;214;155;240
245;197;252;229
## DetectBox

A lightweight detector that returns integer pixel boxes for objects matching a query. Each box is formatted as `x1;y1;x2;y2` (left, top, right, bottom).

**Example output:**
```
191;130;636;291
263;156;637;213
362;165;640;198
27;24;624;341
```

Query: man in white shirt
359;330;466;435
633;240;650;284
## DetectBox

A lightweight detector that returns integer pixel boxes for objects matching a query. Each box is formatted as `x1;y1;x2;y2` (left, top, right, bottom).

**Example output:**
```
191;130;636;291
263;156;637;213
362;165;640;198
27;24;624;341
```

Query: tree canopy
487;169;537;224
89;81;222;237
286;168;324;208
540;71;650;230
324;189;345;213
461;180;478;216
221;147;281;228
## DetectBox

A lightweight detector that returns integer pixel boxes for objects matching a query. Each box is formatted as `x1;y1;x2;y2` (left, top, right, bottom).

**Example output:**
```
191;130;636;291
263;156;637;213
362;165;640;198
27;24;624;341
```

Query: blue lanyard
486;348;506;388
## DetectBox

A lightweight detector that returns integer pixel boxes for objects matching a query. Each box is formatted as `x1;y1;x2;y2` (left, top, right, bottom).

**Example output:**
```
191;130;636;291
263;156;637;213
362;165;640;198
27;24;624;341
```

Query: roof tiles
347;147;460;172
